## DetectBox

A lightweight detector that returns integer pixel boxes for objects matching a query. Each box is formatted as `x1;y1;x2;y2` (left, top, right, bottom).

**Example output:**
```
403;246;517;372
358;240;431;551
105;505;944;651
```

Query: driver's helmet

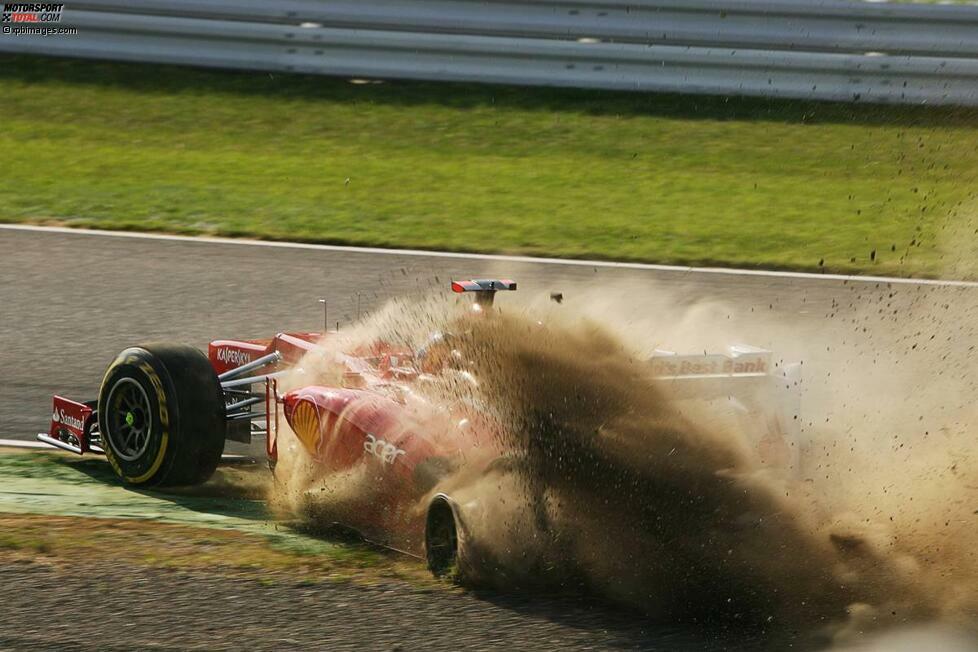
415;331;462;374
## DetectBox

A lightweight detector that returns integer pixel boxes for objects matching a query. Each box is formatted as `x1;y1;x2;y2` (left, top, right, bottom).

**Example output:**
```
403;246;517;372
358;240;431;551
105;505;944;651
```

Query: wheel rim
106;377;153;461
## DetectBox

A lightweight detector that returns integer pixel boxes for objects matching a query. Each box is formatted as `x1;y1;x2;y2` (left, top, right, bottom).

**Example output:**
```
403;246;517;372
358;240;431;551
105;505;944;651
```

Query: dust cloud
269;276;977;649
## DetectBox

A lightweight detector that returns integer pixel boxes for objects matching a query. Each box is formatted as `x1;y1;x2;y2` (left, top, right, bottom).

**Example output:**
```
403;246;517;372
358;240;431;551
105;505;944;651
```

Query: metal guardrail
2;0;977;105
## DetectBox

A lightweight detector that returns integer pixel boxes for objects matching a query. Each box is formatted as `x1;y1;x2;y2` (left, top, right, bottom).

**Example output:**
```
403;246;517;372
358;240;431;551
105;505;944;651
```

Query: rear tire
98;344;225;487
426;495;460;578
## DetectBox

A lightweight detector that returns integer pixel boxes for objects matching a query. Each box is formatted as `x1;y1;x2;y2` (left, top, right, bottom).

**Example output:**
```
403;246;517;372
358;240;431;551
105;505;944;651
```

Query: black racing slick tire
98;344;225;487
426;495;461;579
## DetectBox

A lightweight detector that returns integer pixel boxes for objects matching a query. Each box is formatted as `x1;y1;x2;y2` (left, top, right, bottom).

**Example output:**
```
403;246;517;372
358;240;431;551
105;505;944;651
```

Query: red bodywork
43;280;517;556
208;328;502;554
42;396;98;454
208;332;321;376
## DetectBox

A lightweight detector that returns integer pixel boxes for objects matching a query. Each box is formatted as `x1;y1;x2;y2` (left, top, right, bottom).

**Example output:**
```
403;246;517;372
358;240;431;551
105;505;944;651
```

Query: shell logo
291;399;323;453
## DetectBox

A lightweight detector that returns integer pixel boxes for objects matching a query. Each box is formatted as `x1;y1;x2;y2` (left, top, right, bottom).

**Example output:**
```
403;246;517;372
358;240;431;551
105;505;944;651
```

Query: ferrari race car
39;279;802;577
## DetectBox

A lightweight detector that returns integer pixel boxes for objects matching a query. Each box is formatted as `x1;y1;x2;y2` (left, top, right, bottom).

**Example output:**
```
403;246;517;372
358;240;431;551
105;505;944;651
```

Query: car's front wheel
98;344;225;487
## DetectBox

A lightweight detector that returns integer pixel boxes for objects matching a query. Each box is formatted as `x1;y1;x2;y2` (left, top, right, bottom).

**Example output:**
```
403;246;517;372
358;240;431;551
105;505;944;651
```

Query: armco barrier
2;0;977;105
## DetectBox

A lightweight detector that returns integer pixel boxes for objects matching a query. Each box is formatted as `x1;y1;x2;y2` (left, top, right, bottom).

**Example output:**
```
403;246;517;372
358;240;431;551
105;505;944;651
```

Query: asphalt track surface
0;559;765;651
2;223;974;445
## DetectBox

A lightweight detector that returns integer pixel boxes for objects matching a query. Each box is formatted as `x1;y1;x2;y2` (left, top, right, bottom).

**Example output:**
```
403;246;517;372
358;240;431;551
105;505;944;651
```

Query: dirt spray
271;282;977;648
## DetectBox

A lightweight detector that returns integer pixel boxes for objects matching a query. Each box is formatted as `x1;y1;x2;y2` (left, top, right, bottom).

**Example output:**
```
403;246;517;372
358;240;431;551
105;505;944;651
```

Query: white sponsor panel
650;345;772;378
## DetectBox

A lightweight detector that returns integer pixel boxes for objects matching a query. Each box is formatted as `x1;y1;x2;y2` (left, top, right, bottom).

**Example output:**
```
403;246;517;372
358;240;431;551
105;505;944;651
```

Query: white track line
2;223;976;288
0;438;253;461
0;438;54;450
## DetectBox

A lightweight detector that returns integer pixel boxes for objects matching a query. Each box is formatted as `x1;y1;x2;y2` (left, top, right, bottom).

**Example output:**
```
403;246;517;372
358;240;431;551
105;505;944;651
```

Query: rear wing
451;279;517;307
650;344;803;469
648;345;800;400
650;344;773;380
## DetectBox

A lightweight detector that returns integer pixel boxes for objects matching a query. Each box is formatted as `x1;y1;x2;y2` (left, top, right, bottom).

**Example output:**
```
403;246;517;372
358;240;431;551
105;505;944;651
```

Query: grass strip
1;55;976;278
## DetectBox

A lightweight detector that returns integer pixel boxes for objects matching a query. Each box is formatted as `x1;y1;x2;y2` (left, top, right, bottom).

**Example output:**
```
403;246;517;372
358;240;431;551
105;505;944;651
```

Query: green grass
1;55;977;278
0;530;52;554
0;450;409;581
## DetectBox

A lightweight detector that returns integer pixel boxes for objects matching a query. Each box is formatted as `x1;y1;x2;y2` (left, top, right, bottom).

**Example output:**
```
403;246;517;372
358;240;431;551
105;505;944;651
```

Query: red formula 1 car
39;278;801;577
40;279;520;574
